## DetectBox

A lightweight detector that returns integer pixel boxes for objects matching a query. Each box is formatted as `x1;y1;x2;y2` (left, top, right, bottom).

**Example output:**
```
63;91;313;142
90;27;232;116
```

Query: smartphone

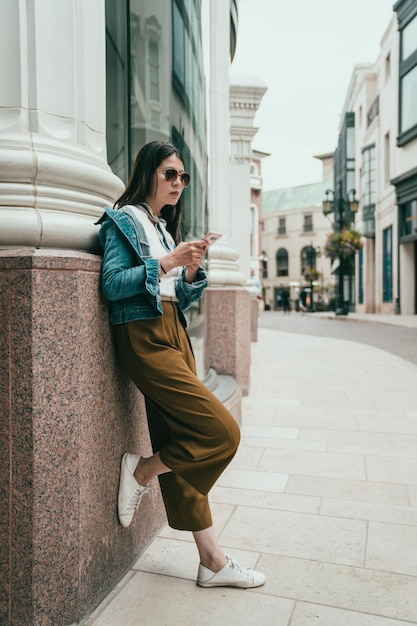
201;231;223;246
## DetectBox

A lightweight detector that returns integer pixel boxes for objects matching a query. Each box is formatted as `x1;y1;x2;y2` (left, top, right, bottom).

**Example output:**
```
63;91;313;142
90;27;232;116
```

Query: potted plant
324;229;363;259
303;267;321;283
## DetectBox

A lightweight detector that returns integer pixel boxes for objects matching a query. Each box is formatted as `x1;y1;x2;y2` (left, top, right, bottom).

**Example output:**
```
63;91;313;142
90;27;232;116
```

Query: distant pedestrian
281;287;291;313
299;289;308;314
97;140;265;589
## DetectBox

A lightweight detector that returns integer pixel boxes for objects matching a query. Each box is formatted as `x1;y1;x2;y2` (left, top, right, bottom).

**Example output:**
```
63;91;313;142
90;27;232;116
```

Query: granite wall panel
0;250;166;626
205;287;251;396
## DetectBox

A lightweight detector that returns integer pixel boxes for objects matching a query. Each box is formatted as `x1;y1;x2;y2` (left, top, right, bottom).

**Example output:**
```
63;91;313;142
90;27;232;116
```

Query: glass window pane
402;15;417;61
149;40;160;102
383;226;393;302
105;0;129;181
184;29;192;101
401;65;417;132
173;2;184;84
346;127;355;158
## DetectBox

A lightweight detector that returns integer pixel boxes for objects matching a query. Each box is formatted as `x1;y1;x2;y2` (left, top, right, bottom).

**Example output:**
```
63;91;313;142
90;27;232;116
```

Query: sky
230;0;396;191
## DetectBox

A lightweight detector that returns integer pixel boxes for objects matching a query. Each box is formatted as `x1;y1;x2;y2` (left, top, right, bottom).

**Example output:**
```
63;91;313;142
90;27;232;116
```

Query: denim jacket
97;206;208;326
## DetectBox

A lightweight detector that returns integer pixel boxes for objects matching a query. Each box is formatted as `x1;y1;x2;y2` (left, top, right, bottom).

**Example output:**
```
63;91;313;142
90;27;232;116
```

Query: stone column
230;76;267;346
0;0;123;252
204;0;250;396
206;0;244;287
0;3;164;625
229;75;267;282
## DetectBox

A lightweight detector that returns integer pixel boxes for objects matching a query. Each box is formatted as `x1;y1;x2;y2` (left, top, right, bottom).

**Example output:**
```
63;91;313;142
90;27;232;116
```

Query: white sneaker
117;453;150;528
197;556;265;589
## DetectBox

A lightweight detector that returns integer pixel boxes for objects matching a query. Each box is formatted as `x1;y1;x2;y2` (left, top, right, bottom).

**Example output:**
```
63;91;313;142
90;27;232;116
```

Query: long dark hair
114;141;185;243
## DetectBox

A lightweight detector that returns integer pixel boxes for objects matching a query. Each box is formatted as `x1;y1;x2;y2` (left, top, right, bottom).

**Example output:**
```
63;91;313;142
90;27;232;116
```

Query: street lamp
322;186;359;315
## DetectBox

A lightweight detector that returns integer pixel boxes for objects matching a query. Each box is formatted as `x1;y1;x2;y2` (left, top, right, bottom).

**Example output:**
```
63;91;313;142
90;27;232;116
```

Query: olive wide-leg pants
114;301;241;531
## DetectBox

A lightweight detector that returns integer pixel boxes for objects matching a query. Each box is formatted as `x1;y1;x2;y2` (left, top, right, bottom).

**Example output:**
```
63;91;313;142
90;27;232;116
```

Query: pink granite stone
250;298;259;342
0;250;166;626
204;287;251;396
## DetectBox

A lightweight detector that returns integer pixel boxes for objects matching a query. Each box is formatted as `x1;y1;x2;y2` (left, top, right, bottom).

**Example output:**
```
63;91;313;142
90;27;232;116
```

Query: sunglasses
163;169;190;187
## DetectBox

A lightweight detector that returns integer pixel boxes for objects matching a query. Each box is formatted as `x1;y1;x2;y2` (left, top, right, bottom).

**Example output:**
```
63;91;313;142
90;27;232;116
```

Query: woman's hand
160;241;208;278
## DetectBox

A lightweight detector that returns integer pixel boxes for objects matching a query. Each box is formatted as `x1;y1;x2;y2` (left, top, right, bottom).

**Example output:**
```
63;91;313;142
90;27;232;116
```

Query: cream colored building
261;157;334;311
334;1;417;316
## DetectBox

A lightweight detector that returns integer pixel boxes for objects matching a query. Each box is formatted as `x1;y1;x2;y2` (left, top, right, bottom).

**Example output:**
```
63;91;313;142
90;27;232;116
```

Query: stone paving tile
241;424;299;439
242;435;327;452
291;602;416;626
320;497;417;526
366;456;417;485
218;506;367;567
85;571;294;626
241;408;275;425
230;444;264;470
408;485;417;506
257;554;417;623
299;428;392;446
258;448;366;480
366;521;417;576
217;468;289;493
209;485;321;515
390;433;417;448
358;414;417;434
271;410;359;431
328;441;417;459
286;475;410;506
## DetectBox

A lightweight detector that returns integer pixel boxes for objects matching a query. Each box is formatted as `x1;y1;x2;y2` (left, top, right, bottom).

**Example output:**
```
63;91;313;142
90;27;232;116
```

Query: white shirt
129;206;181;298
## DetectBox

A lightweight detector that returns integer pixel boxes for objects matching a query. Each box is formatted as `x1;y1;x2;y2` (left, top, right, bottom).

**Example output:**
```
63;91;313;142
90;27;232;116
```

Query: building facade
261;158;335;312
333;0;417;316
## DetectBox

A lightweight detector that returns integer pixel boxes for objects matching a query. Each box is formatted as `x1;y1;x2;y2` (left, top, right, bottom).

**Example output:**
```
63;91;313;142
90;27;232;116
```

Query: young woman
98;140;265;589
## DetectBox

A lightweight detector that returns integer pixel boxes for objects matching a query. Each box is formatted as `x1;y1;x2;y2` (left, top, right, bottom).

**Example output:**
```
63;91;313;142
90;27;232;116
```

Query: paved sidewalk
86;327;417;626
313;312;417;329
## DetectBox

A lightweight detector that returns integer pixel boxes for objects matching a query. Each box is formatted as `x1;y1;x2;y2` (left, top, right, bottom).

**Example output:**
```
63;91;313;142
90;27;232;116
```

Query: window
382;226;393;303
105;0;130;181
278;217;286;235
261;251;268;278
403;13;417;60
395;2;417;145
173;2;185;85
276;248;289;276
367;96;379;127
401;65;417;135
361;144;376;236
361;144;376;206
384;132;390;184
400;199;417;238
172;0;204;134
303;214;313;232
358;248;364;304
149;40;160;102
301;246;316;274
385;52;391;82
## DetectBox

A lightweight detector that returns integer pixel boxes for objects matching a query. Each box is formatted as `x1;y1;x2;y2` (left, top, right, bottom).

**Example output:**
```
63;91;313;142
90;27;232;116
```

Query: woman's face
146;154;189;213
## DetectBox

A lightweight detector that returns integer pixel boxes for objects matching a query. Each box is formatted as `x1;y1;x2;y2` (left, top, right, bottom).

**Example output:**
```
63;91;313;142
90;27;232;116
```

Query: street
259;311;417;367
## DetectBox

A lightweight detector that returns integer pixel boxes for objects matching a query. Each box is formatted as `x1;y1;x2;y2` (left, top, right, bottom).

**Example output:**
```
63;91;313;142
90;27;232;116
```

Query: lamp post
322;186;359;315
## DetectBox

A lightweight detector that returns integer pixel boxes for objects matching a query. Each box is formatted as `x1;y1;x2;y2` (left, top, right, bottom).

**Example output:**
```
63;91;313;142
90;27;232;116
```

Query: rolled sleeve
175;266;209;310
